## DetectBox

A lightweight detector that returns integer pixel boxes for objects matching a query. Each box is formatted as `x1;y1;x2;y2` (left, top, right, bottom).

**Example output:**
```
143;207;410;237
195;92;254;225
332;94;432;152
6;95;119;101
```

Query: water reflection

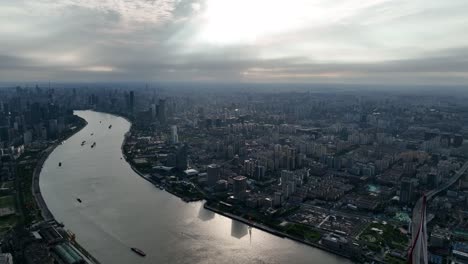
230;220;248;239
40;111;352;264
198;205;215;221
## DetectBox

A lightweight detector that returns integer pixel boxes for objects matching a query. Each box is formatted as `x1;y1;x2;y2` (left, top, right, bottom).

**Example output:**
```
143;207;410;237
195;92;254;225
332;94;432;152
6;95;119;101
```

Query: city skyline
1;80;468;263
1;0;468;85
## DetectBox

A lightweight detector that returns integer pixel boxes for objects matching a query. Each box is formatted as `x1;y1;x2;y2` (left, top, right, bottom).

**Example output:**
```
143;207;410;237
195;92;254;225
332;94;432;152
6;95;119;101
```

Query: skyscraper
281;170;297;199
207;164;220;187
150;103;156;120
233;176;247;200
400;177;414;204
171;125;179;144
255;165;265;180
427;173;440;189
129;91;135;114
158;99;166;124
175;144;188;171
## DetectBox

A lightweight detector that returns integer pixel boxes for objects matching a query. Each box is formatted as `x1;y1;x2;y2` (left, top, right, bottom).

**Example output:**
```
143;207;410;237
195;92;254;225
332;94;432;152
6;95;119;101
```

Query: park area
359;221;408;253
0;195;17;235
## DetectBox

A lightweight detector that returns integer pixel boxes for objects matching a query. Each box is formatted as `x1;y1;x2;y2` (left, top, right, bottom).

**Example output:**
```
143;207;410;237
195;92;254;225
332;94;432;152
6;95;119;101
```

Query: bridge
410;161;468;263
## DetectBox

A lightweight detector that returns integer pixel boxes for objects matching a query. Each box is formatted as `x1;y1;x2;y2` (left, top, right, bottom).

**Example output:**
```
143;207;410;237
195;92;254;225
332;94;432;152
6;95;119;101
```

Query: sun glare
197;0;311;45
195;0;387;45
194;0;394;46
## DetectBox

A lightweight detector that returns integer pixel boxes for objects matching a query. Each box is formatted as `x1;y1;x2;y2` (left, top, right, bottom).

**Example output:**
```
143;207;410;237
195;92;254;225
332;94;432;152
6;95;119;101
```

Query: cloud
28;0;178;24
3;45;466;85
0;0;467;85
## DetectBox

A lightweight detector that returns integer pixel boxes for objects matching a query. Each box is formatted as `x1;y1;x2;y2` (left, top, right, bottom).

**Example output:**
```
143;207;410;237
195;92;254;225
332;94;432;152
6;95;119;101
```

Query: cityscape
1;0;468;264
0;85;468;263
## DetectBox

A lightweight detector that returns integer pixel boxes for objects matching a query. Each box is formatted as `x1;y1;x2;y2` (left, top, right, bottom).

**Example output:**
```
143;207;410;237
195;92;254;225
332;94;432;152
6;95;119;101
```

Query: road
32;145;56;221
411;161;468;241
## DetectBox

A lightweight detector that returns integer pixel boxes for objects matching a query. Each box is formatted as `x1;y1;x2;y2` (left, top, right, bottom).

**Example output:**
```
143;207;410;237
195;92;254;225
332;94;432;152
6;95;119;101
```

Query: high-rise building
255;165;265;180
171;125;179;144
226;145;234;159
273;191;282;207
207;164;220;187
453;134;464;147
129;91;135;114
23;130;32;145
158;99;166;124
281;170;296;198
400;177;414;204
48;119;58;139
30;102;41;125
150;103;156;120
286;147;296;170
40;126;47;140
427;173;440;189
0;126;9;143
233;176;247;200
175;144;188;170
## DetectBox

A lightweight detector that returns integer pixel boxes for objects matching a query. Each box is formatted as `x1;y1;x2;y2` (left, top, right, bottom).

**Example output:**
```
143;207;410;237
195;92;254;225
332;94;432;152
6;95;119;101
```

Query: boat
66;230;76;241
81;140;86;146
76;198;82;203
131;247;146;257
59;162;62;167
91;142;96;148
91;133;94;136
108;125;112;129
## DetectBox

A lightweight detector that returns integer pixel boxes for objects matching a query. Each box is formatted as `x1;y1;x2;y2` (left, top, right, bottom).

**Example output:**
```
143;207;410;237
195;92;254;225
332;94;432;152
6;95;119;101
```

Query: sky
0;0;467;85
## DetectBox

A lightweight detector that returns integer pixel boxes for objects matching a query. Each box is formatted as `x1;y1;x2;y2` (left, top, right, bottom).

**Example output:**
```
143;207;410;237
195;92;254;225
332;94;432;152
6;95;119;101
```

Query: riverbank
119;123;355;263
32;115;101;264
124;156;356;262
32;145;60;221
32;117;88;221
203;203;353;261
38;109;355;264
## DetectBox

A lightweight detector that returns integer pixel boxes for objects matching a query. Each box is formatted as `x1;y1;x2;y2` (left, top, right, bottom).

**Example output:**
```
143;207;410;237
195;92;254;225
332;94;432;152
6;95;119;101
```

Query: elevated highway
411;161;468;241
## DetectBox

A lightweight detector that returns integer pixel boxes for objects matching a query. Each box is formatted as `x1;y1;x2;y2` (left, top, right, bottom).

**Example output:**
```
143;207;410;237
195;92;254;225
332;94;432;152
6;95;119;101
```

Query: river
39;110;351;264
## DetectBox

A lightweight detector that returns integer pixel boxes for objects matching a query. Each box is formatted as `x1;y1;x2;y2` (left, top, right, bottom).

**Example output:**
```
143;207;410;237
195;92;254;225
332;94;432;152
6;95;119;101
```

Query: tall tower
158;99;166;124
150;103;156;120
175;144;188;171
171;125;178;144
400;177;414;204
129;91;135;114
233;176;247;200
207;164;220;187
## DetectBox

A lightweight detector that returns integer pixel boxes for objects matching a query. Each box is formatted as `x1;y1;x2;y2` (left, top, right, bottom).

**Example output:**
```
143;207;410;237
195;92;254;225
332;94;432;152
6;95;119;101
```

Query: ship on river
131;247;146;257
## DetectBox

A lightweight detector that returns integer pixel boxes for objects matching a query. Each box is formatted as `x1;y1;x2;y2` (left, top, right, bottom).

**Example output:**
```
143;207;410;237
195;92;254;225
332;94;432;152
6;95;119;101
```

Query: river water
39;110;350;264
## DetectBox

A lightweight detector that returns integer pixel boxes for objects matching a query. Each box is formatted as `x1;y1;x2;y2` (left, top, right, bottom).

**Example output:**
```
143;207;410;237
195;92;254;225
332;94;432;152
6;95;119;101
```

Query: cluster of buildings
115;87;468;263
0;86;93;264
3;84;466;263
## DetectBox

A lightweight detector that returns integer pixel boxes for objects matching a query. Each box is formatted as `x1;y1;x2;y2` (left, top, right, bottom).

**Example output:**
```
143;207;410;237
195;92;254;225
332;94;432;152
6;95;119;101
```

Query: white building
171;125;179;144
